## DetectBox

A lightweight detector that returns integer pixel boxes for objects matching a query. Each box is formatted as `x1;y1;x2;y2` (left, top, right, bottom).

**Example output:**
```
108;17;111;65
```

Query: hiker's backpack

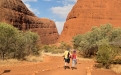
67;52;71;59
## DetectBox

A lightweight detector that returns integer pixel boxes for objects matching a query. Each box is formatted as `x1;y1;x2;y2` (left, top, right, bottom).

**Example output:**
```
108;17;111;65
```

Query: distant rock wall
58;0;121;42
0;0;59;44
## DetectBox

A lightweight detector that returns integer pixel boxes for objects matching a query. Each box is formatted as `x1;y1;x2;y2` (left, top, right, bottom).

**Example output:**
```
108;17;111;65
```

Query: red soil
0;55;120;75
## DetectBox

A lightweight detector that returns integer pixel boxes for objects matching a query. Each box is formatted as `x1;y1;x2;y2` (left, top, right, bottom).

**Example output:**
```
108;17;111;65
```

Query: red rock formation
0;0;59;44
58;0;121;43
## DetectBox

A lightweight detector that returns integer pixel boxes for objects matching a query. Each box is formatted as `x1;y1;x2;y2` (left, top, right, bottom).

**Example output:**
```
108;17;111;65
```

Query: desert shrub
10;31;40;60
49;45;64;54
59;42;72;50
42;45;51;52
73;23;121;58
42;44;65;54
51;49;64;54
96;39;118;68
11;32;28;59
65;43;73;49
109;28;121;42
0;23;19;60
23;31;40;55
59;42;67;50
0;23;41;60
50;44;58;49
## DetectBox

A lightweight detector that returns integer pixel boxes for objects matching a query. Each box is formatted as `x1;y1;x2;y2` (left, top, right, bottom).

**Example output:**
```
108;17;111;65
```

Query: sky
21;0;77;34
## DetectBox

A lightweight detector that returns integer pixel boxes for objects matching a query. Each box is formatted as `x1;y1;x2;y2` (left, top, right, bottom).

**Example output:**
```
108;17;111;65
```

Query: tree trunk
2;52;5;60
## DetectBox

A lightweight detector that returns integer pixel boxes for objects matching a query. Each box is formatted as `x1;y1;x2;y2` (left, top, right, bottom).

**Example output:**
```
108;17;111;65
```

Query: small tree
0;23;19;60
0;23;41;60
96;39;118;68
72;23;120;58
24;31;40;55
12;32;27;59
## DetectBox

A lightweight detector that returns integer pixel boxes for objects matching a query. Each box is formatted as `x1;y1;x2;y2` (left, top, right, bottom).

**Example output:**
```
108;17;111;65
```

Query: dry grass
77;57;95;62
111;64;121;74
25;55;43;62
44;49;64;54
24;50;44;62
0;51;43;66
0;59;20;66
43;52;63;56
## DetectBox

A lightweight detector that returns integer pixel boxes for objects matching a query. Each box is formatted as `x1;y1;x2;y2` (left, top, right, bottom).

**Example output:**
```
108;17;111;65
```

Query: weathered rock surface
0;0;59;44
58;0;121;42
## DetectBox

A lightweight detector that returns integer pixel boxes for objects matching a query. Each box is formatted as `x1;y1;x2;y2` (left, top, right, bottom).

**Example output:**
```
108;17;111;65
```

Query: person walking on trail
63;48;71;69
71;50;77;70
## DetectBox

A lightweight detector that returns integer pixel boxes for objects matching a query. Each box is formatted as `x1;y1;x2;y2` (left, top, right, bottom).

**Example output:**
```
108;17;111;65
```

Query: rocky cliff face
0;0;59;44
58;0;121;42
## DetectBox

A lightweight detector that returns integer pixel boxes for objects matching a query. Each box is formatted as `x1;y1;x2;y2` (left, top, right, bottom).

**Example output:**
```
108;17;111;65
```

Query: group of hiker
63;48;77;70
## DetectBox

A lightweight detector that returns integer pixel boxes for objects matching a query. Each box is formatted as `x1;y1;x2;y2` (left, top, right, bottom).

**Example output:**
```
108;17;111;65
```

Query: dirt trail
0;55;120;75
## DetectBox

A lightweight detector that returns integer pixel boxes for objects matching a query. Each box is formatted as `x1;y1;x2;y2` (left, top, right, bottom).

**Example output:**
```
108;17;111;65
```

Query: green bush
51;49;64;54
24;31;40;55
0;23;19;60
0;23;40;60
10;30;40;59
96;39;118;68
73;23;121;58
42;44;65;54
59;42;72;50
42;45;51;52
59;42;67;50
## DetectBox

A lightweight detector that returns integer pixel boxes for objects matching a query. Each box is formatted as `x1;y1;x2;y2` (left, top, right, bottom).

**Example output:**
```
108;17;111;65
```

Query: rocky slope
0;0;59;44
58;0;121;42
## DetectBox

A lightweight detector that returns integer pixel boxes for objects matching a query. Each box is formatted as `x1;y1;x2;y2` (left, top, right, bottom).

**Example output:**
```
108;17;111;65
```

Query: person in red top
71;50;77;70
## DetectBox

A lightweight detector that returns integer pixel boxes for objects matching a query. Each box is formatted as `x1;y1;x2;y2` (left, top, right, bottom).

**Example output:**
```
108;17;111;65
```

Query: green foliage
0;23;41;60
59;42;72;50
24;31;40;55
42;45;51;52
50;44;58;50
96;39;118;68
73;34;83;49
59;42;67;49
11;32;27;59
0;23;19;60
9;31;40;59
51;49;64;54
42;44;65;54
109;28;121;42
72;23;121;58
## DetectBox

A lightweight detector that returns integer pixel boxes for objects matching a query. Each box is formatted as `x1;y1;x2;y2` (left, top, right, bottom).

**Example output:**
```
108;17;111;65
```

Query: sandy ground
0;54;121;75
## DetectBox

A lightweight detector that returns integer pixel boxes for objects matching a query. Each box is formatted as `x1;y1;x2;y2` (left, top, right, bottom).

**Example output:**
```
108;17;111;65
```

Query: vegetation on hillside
42;42;72;54
0;23;41;60
72;23;121;68
0;22;121;69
